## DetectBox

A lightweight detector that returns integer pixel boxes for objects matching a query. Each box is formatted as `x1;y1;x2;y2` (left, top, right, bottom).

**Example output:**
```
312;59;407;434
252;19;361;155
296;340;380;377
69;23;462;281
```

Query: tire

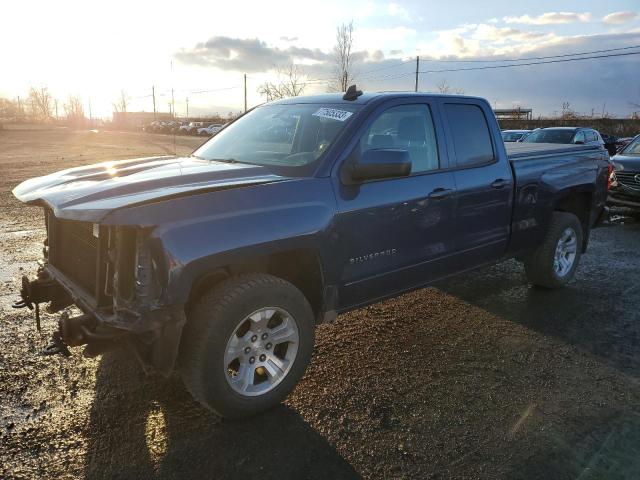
524;211;583;288
178;273;315;418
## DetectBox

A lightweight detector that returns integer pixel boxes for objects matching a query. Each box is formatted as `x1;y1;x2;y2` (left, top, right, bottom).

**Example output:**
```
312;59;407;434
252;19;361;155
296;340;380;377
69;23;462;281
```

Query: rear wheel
179;273;315;418
524;212;583;288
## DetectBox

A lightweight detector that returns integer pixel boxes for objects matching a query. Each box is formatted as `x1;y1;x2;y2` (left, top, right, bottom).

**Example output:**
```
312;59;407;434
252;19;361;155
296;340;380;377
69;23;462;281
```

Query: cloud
280;36;299;42
473;24;548;43
417;23;556;58
504;12;591;25
602;11;639;24
175;36;329;72
387;2;410;20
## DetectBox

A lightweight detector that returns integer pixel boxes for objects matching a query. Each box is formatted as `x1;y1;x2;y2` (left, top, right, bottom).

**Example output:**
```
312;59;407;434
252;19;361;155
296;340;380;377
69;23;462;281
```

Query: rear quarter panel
509;149;609;254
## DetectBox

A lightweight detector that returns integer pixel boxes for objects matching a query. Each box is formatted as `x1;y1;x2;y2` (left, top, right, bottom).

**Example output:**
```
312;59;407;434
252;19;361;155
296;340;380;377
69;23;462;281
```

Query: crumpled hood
12;155;288;222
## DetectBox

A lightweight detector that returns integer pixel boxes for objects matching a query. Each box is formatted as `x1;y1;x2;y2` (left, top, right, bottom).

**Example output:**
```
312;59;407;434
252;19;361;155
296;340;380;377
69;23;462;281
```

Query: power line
414;44;640;63
188;85;243;95
295;44;640;86
418;50;640;74
357;48;640;83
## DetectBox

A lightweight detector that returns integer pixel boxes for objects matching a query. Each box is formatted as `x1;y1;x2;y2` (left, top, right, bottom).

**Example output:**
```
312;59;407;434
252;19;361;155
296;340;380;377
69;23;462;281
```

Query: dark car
608;134;640;211
12;90;609;418
523;127;605;149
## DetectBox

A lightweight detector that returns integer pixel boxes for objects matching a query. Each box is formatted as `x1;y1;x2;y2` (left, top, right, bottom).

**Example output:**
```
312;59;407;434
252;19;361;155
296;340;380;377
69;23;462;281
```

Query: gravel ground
1;126;639;479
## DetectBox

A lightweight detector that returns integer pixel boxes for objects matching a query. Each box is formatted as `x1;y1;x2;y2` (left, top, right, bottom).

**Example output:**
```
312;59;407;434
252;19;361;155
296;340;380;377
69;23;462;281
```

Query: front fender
112;178;336;304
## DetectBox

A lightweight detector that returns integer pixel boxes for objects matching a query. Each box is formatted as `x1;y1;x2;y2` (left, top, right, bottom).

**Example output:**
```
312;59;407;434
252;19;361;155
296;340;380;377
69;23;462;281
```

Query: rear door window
444;104;495;167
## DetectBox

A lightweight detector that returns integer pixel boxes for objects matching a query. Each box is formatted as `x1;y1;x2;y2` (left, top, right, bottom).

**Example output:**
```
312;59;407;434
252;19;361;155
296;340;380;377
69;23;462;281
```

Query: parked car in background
501;130;531;142
198;123;224;136
160;121;179;134
608;134;640;212
171;122;189;134
616;137;636;151
522;127;605;149
143;121;160;133
180;122;205;135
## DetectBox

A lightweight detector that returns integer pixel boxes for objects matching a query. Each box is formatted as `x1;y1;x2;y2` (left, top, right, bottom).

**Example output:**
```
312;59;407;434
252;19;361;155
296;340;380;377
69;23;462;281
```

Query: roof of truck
269;91;486;106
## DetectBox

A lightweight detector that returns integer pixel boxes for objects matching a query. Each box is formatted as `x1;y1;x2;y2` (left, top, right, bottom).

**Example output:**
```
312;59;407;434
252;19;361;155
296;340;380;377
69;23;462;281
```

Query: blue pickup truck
13;89;610;417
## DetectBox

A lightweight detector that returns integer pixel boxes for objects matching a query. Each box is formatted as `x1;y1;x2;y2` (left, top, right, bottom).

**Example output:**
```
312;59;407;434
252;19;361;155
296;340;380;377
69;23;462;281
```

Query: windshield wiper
190;154;205;160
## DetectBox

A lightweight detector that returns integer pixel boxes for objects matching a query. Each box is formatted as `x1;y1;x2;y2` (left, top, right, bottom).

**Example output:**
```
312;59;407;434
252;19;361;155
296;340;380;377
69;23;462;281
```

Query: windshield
193;103;360;171
502;132;524;142
621;136;640;155
523;129;576;144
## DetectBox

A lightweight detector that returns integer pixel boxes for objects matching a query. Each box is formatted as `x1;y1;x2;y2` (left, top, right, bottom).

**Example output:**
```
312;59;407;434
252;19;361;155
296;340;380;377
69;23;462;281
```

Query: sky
1;0;639;118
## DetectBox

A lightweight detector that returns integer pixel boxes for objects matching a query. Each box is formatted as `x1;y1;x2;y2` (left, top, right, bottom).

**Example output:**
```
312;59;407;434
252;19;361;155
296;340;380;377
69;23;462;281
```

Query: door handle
491;179;508;189
428;188;454;199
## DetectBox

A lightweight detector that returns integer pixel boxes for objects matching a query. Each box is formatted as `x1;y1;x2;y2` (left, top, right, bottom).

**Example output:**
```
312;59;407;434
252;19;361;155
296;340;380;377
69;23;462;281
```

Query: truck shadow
434;222;640;378
83;352;360;480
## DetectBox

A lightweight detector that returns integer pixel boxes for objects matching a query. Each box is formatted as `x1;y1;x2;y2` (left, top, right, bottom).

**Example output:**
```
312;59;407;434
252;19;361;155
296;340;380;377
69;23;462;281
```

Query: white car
197;123;224;136
180;122;205;135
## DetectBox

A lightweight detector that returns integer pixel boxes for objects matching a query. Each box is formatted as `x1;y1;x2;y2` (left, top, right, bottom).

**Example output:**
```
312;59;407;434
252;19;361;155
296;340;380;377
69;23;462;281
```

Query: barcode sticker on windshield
312;108;353;122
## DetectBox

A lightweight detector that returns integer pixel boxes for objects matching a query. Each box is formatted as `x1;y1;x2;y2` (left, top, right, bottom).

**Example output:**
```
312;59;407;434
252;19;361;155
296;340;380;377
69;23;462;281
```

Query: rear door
439;100;514;266
330;98;458;308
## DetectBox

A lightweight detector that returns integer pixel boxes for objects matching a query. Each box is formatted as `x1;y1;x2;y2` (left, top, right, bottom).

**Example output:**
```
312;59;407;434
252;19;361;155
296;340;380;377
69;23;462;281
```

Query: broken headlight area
13;209;185;372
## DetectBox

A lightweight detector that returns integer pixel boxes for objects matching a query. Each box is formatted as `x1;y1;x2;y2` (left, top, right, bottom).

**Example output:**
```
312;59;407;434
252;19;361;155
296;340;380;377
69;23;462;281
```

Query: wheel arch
186;248;327;322
553;189;593;252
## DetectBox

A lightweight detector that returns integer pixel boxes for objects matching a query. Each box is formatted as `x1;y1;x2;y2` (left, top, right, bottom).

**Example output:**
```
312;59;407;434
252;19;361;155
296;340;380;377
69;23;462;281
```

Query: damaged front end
13;209;185;374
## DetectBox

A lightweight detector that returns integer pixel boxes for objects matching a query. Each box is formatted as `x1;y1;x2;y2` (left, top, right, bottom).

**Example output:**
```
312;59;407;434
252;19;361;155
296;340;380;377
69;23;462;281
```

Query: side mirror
345;149;412;183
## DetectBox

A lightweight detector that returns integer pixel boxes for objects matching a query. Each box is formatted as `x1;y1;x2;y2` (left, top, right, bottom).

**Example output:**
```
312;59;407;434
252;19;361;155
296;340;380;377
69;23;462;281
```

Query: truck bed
506;142;602;160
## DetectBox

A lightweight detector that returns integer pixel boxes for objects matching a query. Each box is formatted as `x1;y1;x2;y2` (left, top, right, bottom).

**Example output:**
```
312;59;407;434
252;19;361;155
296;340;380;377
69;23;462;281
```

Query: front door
330;101;458;309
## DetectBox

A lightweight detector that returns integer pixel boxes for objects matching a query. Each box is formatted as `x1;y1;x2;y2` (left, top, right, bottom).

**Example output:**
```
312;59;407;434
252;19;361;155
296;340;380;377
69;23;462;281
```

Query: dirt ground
1;126;639;480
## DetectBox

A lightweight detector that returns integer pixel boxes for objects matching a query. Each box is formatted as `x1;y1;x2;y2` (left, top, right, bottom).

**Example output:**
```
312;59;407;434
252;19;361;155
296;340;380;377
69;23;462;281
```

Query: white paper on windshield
312;108;353;122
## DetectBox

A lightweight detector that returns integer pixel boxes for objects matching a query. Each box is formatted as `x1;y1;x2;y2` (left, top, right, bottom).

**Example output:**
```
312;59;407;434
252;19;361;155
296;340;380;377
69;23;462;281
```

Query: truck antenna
343;85;363;101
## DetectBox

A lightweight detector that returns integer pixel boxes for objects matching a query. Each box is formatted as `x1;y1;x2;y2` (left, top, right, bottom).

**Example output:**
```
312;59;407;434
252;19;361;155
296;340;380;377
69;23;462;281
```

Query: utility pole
17;96;21;119
171;88;175;118
54;99;58;120
152;86;157;120
244;74;247;113
415;56;420;92
88;98;92;127
186;97;189;118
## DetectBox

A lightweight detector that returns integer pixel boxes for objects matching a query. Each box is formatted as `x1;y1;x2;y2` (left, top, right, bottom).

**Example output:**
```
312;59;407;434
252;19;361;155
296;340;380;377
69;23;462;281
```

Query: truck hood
611;153;640;172
12;155;289;222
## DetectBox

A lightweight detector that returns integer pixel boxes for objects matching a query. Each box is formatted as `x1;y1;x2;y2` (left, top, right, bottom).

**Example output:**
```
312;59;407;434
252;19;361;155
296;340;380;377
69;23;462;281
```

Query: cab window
360;104;439;173
444;104;495;166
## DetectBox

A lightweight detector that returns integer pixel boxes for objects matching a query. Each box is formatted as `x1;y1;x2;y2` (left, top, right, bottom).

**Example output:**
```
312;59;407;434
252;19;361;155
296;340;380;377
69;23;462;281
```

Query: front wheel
178;274;315;418
524;212;583;288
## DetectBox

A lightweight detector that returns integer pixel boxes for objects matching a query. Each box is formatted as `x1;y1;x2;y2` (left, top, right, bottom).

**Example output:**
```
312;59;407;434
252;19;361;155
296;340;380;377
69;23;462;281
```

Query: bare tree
436;79;464;95
112;90;130;113
63;95;85;125
560;101;576;120
332;21;355;92
258;64;306;102
28;86;53;121
0;98;20;119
